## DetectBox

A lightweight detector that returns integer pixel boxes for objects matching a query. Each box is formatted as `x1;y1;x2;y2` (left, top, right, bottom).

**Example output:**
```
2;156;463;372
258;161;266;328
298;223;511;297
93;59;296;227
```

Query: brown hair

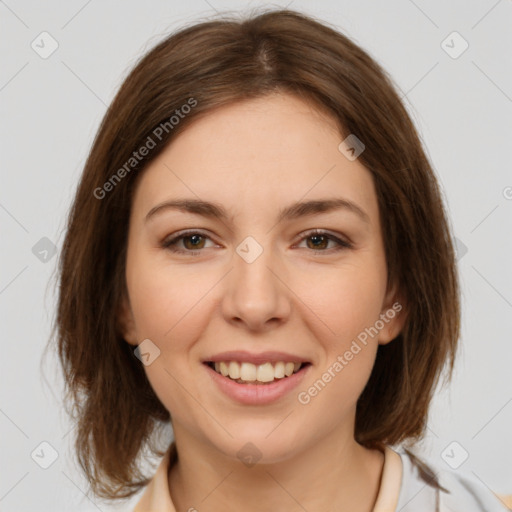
52;8;460;500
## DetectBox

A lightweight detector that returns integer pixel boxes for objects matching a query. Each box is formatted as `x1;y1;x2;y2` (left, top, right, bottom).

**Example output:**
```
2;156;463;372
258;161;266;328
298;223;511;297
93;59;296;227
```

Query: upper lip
203;350;311;365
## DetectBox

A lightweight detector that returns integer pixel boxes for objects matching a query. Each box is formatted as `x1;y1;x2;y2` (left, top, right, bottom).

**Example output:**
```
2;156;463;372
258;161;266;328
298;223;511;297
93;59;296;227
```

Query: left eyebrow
277;198;370;225
145;197;370;225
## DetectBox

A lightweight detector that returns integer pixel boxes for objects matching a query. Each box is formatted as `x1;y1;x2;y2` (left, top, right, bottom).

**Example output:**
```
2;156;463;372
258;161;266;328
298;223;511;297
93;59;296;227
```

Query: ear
117;295;138;346
377;279;407;345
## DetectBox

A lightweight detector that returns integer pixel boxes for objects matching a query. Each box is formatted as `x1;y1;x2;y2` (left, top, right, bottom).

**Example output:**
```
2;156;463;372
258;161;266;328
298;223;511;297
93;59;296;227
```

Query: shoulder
393;446;510;512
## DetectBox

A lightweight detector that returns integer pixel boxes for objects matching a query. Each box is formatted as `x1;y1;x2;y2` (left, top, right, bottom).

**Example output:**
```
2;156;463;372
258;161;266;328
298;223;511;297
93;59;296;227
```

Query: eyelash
161;229;353;255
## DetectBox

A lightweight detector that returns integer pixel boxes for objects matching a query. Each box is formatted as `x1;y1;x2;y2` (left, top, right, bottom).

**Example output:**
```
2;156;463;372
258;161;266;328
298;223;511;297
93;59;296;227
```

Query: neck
168;423;385;512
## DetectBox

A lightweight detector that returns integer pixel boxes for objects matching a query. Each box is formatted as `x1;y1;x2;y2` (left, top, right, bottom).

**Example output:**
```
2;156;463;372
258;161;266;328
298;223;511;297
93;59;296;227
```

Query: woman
53;8;509;511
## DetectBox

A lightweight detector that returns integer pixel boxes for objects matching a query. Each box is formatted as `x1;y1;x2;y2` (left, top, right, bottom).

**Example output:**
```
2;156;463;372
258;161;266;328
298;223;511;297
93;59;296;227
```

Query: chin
209;424;306;465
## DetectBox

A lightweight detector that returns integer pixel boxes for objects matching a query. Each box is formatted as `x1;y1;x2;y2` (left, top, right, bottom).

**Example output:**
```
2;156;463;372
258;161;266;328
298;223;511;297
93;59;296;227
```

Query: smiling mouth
204;361;311;385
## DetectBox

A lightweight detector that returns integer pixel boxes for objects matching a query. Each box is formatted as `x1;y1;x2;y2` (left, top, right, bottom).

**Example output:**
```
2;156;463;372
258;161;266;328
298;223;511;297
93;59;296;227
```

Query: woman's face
121;92;404;462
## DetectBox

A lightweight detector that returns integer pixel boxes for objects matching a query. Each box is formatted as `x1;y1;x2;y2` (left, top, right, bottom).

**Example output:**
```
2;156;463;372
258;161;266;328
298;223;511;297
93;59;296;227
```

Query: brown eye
162;231;215;254
306;234;329;250
182;234;206;250
298;230;352;252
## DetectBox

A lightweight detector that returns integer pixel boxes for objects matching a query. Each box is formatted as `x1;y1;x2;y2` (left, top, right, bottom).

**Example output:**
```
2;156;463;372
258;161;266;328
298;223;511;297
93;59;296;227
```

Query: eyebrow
145;197;371;225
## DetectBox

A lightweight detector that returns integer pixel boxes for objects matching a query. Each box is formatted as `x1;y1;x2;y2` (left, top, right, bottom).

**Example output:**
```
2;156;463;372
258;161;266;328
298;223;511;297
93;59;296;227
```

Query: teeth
256;362;275;383
219;361;229;377
210;360;304;383
240;362;257;381
228;361;240;379
284;362;294;377
274;361;285;379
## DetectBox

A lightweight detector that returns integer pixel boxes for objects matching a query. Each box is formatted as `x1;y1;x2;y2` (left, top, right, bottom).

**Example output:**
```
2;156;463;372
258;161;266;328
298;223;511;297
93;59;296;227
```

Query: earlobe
378;324;397;345
378;282;407;345
117;296;138;346
377;303;406;345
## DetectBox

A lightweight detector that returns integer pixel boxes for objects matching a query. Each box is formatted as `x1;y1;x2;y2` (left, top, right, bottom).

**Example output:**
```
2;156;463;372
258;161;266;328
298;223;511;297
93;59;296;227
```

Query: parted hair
52;8;460;500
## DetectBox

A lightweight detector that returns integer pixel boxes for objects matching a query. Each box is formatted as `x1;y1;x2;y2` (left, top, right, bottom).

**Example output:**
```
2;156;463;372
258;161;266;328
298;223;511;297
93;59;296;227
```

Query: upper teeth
213;361;302;382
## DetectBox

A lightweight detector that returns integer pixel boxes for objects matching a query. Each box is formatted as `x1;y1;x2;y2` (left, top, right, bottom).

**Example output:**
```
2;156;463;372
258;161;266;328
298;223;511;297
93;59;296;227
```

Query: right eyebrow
145;199;229;223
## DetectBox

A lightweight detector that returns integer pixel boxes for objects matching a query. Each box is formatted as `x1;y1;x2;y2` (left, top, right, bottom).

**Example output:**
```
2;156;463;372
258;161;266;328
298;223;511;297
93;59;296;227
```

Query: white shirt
133;442;510;511
394;445;510;511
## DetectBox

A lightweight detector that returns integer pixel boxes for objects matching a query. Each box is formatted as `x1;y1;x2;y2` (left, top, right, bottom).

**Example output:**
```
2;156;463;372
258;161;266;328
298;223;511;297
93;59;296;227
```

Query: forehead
132;93;379;225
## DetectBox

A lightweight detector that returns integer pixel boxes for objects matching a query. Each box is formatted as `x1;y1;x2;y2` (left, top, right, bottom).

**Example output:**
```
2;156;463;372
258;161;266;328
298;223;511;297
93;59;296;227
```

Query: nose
221;242;292;332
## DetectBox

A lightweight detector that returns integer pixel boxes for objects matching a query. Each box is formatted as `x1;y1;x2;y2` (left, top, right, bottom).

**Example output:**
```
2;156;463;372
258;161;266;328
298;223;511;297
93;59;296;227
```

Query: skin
120;92;406;512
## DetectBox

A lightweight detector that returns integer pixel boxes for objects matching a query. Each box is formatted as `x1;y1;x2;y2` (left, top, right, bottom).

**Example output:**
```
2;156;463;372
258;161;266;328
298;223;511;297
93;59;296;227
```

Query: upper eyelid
163;229;218;244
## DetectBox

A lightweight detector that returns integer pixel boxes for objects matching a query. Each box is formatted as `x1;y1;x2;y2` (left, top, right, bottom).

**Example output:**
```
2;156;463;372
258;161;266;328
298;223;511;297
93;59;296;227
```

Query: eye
295;229;352;252
161;228;352;256
161;230;217;255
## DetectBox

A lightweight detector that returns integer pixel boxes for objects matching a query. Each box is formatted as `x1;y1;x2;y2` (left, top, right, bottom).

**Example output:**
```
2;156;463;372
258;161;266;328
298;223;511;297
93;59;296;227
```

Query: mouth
203;360;311;385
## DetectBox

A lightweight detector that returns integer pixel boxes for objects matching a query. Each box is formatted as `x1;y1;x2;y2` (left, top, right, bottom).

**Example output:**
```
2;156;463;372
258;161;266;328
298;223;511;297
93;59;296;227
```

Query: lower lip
204;363;311;405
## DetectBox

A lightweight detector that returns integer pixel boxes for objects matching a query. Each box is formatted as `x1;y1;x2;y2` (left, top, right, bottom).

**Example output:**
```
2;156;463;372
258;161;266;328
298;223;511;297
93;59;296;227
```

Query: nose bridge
222;234;290;329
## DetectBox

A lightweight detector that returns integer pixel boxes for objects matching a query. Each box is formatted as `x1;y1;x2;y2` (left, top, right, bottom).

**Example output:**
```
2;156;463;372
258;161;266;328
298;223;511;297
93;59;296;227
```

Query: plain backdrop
1;1;511;510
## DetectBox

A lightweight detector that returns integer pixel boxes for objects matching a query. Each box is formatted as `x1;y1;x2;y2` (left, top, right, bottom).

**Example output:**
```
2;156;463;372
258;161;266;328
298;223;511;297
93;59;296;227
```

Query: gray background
1;0;511;510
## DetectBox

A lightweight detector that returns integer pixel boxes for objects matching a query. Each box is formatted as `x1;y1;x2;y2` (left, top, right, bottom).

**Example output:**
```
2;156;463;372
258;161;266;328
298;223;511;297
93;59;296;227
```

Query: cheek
291;257;387;344
125;250;219;372
126;243;214;342
126;258;217;415
289;259;385;405
294;268;383;422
